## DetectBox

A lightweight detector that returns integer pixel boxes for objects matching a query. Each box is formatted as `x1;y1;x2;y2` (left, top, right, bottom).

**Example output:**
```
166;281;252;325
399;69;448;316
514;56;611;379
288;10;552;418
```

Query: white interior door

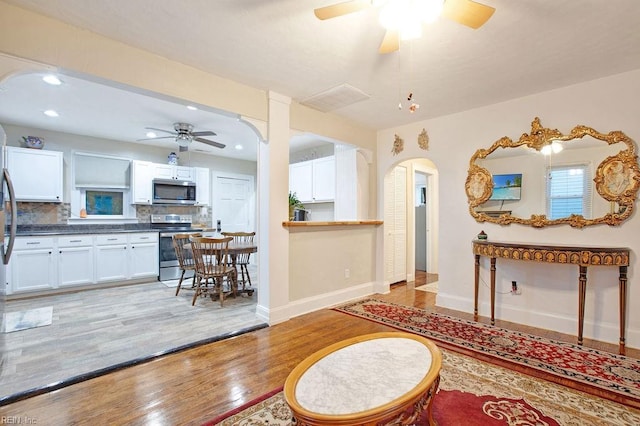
214;174;255;232
384;166;407;284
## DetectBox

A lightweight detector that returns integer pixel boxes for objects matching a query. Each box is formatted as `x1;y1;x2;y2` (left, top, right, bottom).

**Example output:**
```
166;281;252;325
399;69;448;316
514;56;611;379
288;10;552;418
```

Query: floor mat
2;306;53;333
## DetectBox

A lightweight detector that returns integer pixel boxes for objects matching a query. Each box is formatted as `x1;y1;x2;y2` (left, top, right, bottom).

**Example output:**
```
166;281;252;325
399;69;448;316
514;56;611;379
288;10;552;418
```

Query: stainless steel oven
152;214;202;281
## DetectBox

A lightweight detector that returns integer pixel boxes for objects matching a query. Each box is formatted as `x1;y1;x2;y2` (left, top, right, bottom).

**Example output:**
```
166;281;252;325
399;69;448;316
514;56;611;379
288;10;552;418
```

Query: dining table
187;236;258;296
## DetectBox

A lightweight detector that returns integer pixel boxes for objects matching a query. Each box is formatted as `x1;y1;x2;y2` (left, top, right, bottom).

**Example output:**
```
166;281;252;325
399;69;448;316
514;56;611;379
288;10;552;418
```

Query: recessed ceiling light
43;109;59;117
186;105;198;111
235;144;243;150
42;75;62;86
146;131;157;138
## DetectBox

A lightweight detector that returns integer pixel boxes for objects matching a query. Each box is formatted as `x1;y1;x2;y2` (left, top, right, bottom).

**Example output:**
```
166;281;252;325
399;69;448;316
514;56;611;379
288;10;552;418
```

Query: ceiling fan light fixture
400;21;422;40
540;141;563;156
176;133;191;147
379;0;443;37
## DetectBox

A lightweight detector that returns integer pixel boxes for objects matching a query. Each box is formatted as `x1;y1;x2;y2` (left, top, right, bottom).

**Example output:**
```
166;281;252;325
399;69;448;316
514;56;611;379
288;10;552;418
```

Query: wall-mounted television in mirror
489;173;522;201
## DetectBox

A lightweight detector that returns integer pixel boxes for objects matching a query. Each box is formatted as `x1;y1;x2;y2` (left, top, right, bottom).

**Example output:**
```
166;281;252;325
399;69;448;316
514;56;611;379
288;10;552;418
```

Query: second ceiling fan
140;122;226;152
314;0;495;54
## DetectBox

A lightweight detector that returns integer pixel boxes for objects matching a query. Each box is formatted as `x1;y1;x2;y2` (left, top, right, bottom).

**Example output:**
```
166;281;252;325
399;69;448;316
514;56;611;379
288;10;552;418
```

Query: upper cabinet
131;160;154;205
194;167;210;206
5;146;63;202
289;156;335;203
153;163;195;181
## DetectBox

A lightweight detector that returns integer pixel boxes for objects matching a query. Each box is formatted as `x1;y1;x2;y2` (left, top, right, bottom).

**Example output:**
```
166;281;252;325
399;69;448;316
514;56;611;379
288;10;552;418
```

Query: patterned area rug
334;298;640;409
206;349;640;425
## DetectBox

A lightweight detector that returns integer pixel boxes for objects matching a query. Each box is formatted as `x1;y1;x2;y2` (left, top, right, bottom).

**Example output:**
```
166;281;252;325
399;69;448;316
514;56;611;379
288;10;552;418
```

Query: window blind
546;164;592;220
74;152;131;188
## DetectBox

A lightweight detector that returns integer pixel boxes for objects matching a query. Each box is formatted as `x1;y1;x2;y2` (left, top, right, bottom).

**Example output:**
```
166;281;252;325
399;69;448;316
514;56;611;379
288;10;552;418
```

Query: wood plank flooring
1;268;262;401
0;272;637;425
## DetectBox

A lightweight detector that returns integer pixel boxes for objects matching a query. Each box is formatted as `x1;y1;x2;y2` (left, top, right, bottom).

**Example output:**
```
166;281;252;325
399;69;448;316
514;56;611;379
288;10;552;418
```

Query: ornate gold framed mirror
465;117;640;228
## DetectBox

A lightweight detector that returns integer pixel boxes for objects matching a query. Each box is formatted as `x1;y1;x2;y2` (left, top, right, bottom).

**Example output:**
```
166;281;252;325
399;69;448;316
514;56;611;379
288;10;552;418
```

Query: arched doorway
383;158;439;286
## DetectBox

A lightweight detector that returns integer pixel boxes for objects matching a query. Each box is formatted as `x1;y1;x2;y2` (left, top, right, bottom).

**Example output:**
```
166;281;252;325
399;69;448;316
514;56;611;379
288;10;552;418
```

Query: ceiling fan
314;0;495;54
138;122;225;152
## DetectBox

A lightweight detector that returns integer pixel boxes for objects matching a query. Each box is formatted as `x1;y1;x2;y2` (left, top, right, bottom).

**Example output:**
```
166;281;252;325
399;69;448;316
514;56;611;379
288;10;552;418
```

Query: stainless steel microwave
152;179;196;205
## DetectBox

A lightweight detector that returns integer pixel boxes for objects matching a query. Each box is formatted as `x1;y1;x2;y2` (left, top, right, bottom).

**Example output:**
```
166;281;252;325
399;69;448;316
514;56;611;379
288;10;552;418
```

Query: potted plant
289;191;304;220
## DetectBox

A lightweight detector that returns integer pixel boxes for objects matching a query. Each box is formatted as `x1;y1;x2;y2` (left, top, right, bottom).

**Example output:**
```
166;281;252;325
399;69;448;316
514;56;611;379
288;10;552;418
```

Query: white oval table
283;332;442;425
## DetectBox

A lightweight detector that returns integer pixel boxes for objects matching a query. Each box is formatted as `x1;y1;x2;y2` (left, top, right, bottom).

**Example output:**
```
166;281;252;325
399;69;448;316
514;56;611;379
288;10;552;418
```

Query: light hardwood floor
0;272;637;425
1;268;262;401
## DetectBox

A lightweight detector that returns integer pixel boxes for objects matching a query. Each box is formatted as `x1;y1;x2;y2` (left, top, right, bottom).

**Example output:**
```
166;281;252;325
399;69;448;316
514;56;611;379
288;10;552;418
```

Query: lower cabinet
7;232;159;295
95;235;129;283
58;235;94;287
9;237;56;293
129;233;159;279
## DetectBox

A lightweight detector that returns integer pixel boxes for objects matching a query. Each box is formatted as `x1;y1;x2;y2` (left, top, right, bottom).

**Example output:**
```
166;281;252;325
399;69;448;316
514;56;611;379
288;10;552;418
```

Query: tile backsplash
15;202;211;226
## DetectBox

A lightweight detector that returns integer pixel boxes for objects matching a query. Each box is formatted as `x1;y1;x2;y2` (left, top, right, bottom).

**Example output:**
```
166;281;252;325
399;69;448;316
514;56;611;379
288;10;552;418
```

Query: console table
472;240;630;355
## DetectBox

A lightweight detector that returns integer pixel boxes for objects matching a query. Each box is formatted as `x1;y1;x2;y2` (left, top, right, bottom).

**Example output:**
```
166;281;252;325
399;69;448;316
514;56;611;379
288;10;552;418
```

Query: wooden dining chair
189;236;236;307
172;233;202;296
221;231;255;293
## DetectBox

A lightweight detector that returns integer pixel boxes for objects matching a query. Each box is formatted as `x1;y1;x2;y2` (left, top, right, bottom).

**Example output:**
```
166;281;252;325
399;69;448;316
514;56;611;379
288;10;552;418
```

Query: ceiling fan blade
136;136;175;141
144;127;176;135
194;137;226;149
191;130;216;137
314;0;370;20
442;0;495;29
379;29;399;54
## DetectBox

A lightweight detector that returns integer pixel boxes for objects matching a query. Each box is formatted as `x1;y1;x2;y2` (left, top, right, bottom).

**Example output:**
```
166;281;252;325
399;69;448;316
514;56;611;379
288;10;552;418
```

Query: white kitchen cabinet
5;146;63;202
153;164;195;181
289;161;313;202
311;156;336;202
289;156;335;203
194;167;210;206
95;234;129;282
128;233;159;279
6;232;159;295
95;233;158;282
131;160;154;204
58;235;94;287
9;236;57;293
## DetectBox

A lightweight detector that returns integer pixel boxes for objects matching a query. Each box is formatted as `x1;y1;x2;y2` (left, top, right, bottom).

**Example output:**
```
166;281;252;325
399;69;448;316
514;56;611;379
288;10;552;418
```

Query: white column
256;91;291;324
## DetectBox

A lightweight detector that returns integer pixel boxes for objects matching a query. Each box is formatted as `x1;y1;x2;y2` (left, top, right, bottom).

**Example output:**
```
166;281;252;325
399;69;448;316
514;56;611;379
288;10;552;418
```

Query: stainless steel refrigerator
0;125;17;374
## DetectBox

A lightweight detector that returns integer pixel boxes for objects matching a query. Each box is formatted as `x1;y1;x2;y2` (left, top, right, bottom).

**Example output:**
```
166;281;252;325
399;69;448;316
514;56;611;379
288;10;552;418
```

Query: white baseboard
255;282;378;326
436;292;639;349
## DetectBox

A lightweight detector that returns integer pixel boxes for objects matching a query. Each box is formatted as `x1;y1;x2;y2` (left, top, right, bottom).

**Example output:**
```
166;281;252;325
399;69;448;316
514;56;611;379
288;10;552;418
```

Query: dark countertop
16;224;158;236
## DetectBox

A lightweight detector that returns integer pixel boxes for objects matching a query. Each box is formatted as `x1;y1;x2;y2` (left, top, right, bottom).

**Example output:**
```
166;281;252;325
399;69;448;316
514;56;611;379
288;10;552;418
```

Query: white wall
377;69;640;348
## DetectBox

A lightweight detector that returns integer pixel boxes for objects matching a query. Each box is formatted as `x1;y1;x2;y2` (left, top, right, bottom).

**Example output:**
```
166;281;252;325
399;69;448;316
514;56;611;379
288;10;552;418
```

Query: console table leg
474;254;480;321
490;257;496;326
578;265;587;346
619;265;628;355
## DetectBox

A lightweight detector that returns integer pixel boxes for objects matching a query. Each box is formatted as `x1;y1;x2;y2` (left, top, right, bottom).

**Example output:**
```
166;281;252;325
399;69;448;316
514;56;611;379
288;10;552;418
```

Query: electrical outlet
511;280;522;295
344;269;350;279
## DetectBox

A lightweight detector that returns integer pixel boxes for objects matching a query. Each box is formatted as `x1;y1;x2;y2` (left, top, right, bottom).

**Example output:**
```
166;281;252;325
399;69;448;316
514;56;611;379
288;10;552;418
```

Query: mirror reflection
466;118;640;228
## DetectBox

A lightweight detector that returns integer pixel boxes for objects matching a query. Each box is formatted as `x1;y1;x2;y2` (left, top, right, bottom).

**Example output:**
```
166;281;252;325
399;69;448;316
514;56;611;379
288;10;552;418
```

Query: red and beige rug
334;298;640;409
207;349;640;425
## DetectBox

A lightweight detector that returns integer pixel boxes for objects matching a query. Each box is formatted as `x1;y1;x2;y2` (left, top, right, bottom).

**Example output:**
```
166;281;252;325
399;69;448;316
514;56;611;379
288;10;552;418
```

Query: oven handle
159;231;200;238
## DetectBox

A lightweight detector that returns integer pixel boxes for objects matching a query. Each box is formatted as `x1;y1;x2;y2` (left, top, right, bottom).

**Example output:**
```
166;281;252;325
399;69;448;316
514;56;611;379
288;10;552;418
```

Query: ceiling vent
300;84;370;112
